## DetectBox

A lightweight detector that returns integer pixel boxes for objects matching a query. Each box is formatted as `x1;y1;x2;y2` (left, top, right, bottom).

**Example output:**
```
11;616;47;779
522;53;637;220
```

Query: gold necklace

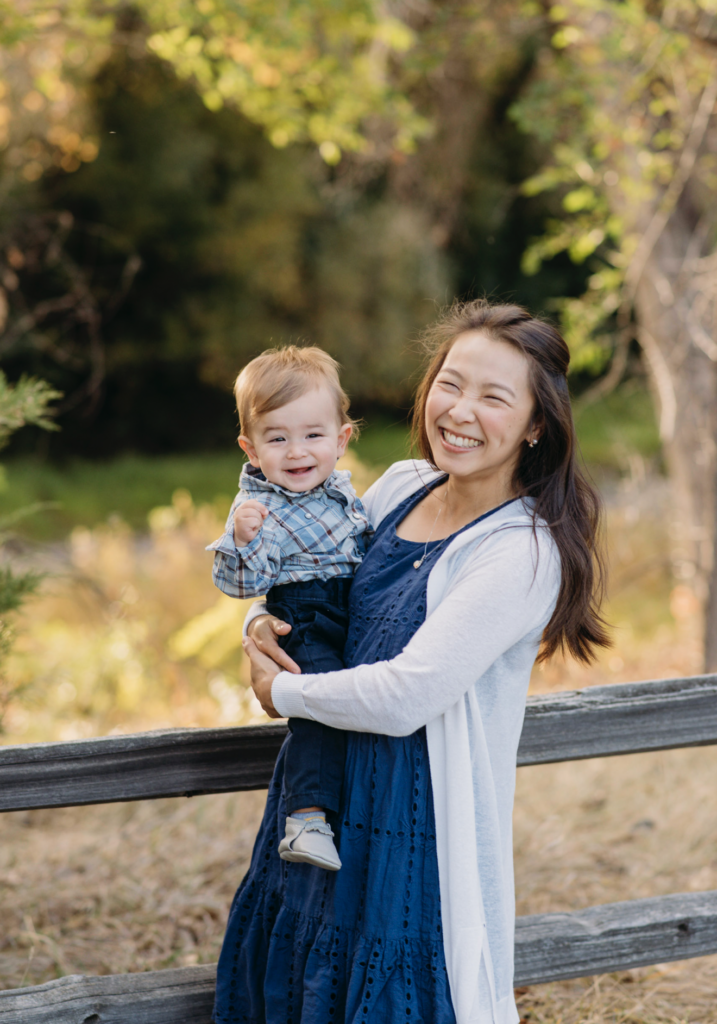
413;501;444;570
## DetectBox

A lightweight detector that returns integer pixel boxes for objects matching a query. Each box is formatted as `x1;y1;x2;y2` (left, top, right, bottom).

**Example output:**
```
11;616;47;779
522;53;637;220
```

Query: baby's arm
207;495;283;599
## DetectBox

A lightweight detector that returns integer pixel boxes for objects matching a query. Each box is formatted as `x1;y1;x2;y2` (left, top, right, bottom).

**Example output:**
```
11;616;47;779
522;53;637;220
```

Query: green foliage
0;373;60;450
142;0;428;157
0;372;57;723
510;0;717;372
0;565;40;616
0;0;429;182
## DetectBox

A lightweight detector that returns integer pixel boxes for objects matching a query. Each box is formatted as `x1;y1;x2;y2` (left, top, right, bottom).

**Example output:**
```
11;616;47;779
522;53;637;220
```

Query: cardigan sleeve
272;527;560;735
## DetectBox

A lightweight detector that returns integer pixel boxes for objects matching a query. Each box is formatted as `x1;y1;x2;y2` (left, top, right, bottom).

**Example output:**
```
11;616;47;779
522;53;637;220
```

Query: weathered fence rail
2;673;717;1022
2;675;717;813
2;890;717;1024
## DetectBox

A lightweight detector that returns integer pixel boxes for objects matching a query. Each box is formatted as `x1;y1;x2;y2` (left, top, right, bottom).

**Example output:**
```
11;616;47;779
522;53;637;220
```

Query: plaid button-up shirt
207;464;373;599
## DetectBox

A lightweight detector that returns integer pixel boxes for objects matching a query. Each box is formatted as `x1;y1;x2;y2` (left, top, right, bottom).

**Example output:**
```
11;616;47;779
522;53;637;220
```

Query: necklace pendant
413;558;422;569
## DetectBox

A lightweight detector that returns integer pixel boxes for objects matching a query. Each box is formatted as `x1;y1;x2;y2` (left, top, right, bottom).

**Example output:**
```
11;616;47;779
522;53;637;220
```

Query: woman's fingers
247;614;301;674
242;637;282;718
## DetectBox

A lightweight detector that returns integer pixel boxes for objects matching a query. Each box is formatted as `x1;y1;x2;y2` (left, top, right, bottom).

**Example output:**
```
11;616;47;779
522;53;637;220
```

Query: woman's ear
238;434;261;468
336;423;353;458
526;414;544;445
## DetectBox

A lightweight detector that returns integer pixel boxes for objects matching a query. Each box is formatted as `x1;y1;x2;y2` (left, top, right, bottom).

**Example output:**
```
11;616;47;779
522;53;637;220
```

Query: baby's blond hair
234;345;357;438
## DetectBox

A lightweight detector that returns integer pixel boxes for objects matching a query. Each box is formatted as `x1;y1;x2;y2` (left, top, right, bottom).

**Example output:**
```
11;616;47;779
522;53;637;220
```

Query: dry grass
0;793;266;990
514;748;717;1023
1;465;716;1021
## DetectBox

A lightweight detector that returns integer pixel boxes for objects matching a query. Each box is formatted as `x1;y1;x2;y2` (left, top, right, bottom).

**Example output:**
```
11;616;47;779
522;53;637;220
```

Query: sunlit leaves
1;0;430;183
137;0;428;154
511;0;717;371
0;372;58;710
0;373;60;451
563;186;597;211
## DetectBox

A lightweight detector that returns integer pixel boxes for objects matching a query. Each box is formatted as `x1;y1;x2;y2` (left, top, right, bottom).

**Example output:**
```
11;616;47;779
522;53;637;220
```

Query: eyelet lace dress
213;483;508;1024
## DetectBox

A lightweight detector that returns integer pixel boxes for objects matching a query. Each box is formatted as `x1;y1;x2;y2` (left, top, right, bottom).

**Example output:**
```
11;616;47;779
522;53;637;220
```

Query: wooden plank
0;964;216;1024
2;891;716;1020
1;675;716;813
517;673;717;766
0;724;288;813
514;888;717;985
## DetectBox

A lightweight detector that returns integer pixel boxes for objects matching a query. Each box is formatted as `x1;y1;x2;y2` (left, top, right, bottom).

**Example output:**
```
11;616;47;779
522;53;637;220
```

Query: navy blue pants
265;577;351;815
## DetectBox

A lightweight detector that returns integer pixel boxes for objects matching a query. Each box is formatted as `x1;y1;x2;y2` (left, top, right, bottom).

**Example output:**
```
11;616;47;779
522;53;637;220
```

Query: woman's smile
438;427;483;450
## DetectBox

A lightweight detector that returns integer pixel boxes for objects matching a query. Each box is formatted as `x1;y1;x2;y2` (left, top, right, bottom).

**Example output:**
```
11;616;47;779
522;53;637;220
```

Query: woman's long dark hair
411;299;610;664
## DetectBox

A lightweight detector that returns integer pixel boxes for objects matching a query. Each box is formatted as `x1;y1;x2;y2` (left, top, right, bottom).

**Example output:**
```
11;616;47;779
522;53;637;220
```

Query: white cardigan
263;460;561;1024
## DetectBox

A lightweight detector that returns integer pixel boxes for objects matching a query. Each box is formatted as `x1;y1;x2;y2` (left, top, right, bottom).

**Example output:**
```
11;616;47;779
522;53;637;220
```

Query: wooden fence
1;674;717;1023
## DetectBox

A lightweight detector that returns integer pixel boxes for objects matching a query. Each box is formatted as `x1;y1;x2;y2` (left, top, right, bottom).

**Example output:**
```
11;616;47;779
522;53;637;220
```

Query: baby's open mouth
286;466;315;475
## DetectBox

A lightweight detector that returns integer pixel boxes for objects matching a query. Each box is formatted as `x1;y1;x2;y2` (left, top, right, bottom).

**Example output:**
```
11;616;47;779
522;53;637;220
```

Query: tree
509;0;717;666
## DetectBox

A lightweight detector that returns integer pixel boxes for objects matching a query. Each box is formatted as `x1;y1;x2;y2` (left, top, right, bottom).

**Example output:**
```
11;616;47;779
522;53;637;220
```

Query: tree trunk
633;196;717;668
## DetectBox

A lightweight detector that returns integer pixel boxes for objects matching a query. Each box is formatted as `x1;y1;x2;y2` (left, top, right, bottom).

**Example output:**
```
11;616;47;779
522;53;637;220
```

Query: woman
214;301;609;1024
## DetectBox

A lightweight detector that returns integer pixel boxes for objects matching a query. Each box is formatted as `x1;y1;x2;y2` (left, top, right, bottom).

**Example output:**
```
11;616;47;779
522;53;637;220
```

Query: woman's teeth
442;430;480;449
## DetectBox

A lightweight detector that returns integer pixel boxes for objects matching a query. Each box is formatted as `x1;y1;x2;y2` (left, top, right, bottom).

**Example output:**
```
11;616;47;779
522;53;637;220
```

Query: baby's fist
233;500;269;547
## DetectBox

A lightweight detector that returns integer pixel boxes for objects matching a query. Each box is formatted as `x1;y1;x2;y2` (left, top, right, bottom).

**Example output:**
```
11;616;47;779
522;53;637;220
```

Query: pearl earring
528;438;538;448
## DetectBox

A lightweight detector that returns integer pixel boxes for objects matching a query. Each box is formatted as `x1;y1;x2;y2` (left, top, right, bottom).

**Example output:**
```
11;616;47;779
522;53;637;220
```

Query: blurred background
1;2;716;1021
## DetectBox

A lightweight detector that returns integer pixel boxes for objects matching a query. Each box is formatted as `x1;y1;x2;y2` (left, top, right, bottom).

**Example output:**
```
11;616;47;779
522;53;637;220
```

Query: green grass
0;384;660;541
574;380;660;472
0;453;244;541
353;414;412;467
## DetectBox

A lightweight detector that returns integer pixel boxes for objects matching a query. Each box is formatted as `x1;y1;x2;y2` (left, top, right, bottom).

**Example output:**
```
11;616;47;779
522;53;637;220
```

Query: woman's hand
246;614;301;674
242;636;286;719
243;613;301;720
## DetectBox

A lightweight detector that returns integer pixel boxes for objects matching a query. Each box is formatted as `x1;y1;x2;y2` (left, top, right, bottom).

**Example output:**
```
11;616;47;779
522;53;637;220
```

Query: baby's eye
268;436;285;443
307;432;324;439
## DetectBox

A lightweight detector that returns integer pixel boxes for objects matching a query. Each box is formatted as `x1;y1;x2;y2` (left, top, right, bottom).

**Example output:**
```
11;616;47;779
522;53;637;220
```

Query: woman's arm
268;530;560;735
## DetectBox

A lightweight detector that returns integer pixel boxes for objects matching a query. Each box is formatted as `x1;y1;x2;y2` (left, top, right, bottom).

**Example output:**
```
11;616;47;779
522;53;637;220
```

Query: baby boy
207;345;372;871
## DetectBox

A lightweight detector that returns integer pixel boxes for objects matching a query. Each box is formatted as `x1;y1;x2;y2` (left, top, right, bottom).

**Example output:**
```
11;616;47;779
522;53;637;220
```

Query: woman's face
424;330;537;488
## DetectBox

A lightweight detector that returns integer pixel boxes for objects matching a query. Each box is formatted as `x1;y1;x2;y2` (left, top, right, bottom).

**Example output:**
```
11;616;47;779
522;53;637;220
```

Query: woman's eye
436;379;459;391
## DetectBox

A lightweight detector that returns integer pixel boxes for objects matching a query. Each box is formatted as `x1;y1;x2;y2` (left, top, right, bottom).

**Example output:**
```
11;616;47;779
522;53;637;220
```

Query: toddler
207;346;372;871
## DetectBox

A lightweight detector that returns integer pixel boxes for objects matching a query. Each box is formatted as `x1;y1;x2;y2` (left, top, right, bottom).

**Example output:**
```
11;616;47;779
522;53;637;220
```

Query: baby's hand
233;500;269;547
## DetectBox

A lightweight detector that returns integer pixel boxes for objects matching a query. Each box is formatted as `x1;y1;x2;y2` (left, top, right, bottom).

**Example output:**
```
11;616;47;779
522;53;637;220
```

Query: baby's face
239;386;352;492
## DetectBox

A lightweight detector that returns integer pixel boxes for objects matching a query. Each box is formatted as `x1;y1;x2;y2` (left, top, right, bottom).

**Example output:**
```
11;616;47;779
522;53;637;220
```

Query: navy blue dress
214;481;493;1024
